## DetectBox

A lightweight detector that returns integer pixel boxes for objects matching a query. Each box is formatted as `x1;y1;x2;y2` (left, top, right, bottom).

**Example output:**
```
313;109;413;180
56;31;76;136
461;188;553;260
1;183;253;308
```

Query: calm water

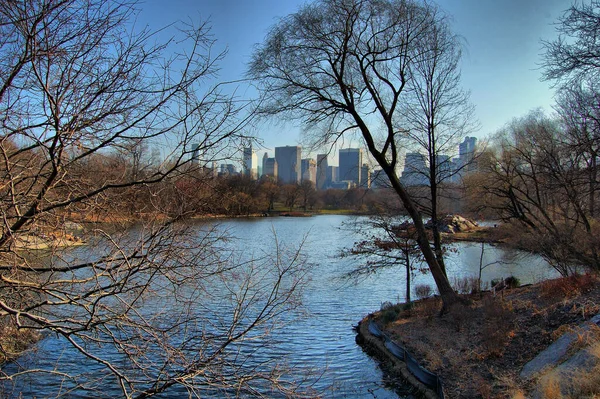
2;215;557;398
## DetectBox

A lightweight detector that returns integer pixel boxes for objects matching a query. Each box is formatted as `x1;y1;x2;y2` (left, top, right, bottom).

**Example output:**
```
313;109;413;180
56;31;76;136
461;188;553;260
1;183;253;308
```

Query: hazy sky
140;0;571;157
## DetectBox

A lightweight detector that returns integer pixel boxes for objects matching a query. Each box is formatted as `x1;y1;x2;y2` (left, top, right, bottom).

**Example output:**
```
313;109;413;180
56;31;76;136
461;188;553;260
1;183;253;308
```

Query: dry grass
375;273;600;398
536;341;600;399
541;273;597;299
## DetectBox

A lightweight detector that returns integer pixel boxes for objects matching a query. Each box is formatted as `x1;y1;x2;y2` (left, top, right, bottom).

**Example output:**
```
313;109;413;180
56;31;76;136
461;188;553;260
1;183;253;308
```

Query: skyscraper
360;163;370;188
191;143;201;164
316;154;328;190
301;158;317;184
338;148;362;186
326;165;338;186
275;146;301;184
243;145;258;179
400;152;428;186
262;152;278;180
459;137;477;168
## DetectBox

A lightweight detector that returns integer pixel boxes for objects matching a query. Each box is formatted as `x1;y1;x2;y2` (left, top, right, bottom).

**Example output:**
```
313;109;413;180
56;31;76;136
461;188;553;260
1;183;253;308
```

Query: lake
2;215;557;398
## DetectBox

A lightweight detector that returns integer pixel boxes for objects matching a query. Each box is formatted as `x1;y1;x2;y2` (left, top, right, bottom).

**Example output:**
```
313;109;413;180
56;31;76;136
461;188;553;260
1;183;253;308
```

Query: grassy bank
370;274;600;398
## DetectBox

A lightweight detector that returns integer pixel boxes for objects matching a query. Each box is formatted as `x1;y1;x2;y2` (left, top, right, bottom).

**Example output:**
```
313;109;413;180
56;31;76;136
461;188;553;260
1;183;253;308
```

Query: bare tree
249;0;462;309
541;0;600;85
344;214;422;305
478;110;600;275
399;5;477;275
555;82;600;218
0;1;309;397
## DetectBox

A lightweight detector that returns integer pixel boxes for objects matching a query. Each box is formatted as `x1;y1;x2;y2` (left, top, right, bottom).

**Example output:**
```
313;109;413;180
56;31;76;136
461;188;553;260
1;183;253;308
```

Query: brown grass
375;273;600;398
541;273;597;299
536;341;600;398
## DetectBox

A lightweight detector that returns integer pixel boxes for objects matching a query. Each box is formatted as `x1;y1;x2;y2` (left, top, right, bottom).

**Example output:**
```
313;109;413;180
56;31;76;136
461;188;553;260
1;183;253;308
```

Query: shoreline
356;275;600;398
356;317;440;399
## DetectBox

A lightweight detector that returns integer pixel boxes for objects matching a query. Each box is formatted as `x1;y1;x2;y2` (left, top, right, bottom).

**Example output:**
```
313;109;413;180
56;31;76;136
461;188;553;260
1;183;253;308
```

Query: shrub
414;284;433;300
379;302;404;324
452;276;482;294
541;273;598;299
504;276;520;288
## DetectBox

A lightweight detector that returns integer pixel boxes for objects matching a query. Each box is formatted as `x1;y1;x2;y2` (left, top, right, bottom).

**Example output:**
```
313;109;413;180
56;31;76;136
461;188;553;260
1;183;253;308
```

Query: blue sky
139;0;571;159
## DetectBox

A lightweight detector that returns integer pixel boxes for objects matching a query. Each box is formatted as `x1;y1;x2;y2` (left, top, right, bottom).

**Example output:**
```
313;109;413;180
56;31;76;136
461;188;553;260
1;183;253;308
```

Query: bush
415;284;433;300
452;276;482;294
491;276;521;291
379;302;404;324
541;273;598;299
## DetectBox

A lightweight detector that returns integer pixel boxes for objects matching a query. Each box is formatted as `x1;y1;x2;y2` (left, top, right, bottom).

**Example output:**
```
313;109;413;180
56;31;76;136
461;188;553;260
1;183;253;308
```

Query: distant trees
473;110;600;275
250;0;466;309
0;1;307;397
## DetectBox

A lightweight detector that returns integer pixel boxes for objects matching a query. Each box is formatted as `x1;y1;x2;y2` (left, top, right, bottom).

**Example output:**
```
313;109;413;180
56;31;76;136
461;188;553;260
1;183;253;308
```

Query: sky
139;0;571;160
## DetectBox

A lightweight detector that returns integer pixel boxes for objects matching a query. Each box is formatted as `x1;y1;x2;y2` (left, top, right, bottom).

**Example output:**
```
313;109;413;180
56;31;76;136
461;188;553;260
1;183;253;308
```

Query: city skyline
140;0;568;151
226;137;478;189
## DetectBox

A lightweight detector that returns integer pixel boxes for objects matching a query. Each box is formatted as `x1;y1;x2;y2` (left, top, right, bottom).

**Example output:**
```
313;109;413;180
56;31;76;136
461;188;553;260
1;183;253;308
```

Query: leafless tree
541;0;600;85
344;214;422;305
0;1;310;397
249;0;462;309
478;110;600;275
555;82;600;218
399;5;477;275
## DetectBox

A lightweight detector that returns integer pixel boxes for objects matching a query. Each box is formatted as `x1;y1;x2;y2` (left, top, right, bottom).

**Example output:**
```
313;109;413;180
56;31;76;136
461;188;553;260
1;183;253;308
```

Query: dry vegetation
376;273;600;398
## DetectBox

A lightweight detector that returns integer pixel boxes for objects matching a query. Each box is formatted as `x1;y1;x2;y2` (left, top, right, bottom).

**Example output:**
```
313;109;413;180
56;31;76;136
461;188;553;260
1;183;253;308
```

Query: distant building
275;146;301;184
326;165;338;186
338;148;362;186
301;158;317;185
220;163;238;176
459;136;477;171
262;152;278;180
330;181;352;190
370;169;390;189
316;154;328;190
436;154;453;183
243;145;258;179
191;143;201;164
360;163;370;188
400;152;429;186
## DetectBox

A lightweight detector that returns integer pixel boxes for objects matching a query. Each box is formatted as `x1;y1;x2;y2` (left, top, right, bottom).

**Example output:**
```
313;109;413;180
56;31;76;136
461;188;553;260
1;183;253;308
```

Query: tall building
243;145;258;179
262;152;278;180
220;163;238;176
436;154;452;183
360;163;370;188
316;154;328;190
338;148;362;186
370;169;390;189
191;143;201;164
400;152;429;186
326;165;338;186
301;158;317;184
275;146;301;184
459;137;477;167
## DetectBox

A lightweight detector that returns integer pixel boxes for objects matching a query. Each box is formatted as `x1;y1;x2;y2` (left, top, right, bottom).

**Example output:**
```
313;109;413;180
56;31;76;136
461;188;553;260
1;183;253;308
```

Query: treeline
54;149;398;220
465;106;600;275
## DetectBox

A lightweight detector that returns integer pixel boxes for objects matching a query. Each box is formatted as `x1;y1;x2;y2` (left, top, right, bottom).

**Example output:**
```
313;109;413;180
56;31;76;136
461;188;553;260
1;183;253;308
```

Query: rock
429;215;479;234
521;314;600;380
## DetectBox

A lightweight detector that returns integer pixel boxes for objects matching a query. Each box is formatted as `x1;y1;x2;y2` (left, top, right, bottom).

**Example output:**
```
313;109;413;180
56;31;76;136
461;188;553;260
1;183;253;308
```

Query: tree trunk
386;166;461;311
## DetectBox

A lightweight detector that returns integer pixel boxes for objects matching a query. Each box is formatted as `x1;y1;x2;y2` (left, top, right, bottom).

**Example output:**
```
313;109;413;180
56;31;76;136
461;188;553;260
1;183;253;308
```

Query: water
2;215;557;398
